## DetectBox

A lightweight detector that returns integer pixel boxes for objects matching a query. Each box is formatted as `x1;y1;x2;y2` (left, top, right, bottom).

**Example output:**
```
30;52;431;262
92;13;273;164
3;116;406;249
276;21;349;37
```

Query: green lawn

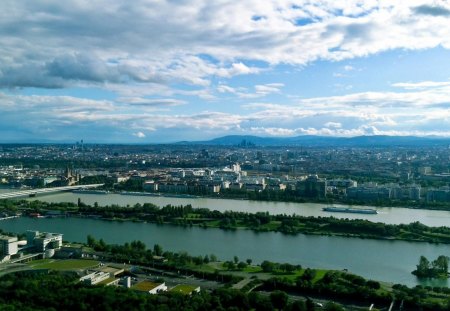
273;268;328;282
170;284;199;295
243;266;263;273
28;259;100;270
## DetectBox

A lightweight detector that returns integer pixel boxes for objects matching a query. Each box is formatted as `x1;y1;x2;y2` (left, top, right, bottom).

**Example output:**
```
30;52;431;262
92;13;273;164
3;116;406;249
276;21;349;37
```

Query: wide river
32;191;450;227
0;190;449;287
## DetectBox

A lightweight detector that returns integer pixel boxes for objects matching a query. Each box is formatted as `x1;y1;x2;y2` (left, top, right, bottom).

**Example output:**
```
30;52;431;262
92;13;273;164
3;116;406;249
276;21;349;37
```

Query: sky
1;0;450;143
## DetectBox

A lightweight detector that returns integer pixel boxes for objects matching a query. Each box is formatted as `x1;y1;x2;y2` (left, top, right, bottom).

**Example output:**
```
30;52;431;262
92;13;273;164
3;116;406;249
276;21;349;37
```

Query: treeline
0;271;331;311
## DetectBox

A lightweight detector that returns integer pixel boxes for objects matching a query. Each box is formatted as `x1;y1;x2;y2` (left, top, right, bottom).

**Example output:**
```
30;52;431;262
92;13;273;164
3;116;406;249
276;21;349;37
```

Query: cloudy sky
1;0;450;143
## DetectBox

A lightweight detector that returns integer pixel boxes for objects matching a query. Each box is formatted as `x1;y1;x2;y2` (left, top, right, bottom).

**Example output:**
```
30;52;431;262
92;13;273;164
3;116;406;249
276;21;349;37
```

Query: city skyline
1;1;450;143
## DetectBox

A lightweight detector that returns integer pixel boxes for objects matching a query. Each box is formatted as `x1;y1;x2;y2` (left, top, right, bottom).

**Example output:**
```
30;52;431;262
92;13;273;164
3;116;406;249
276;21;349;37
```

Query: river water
0;190;449;287
34;191;450;227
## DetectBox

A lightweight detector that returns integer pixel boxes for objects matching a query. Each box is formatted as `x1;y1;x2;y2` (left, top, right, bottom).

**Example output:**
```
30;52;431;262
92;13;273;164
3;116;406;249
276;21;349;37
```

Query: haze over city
1;0;450;143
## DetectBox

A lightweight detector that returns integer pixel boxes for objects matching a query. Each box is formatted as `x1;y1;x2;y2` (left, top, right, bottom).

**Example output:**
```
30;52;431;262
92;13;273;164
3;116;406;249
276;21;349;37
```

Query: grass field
170;284;199;295
27;259;100;270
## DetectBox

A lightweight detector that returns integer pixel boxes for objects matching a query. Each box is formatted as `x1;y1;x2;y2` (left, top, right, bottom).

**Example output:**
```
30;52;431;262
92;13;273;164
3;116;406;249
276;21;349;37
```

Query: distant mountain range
177;135;450;147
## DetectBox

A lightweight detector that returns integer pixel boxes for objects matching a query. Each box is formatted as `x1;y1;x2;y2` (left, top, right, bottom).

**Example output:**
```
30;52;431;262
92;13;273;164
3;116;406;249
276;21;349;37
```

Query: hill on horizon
176;134;450;147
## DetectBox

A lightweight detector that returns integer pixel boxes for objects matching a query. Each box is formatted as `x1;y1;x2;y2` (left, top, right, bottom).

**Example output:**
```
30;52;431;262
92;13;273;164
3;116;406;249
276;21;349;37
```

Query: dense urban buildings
1;142;449;204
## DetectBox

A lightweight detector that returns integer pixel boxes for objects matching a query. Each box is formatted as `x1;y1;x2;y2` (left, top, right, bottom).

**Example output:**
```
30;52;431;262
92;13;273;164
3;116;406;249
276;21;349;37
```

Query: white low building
132;281;167;294
80;271;110;285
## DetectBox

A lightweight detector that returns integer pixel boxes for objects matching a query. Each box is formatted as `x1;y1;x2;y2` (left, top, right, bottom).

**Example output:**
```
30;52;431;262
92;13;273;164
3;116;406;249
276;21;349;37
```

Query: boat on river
322;207;378;214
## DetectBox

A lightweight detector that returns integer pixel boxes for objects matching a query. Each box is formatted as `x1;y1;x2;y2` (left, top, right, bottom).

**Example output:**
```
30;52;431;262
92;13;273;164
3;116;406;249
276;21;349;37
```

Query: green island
412;255;449;279
6;199;450;244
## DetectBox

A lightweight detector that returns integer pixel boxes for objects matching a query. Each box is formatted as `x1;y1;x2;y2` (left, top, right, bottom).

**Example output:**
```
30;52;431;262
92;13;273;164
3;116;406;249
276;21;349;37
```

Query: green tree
432;255;449;274
270;290;288;310
86;234;96;247
301;268;316;282
153;244;163;256
415;256;430;277
261;260;275;273
324;302;345;311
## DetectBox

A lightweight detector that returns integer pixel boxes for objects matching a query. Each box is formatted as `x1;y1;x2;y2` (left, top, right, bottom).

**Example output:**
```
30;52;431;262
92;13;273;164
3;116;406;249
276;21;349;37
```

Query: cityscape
1;141;450;205
1;1;450;310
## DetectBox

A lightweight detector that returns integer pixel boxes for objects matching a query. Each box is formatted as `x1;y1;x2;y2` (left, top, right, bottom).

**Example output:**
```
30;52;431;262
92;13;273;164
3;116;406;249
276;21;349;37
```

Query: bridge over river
0;184;104;200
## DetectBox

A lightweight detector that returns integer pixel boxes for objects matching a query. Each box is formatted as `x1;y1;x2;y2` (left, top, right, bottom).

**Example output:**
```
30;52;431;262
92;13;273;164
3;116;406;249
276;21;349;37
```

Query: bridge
0;184;105;200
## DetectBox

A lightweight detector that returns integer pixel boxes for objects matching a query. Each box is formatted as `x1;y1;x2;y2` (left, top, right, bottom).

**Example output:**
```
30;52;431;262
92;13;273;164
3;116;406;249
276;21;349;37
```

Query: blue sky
1;0;450;143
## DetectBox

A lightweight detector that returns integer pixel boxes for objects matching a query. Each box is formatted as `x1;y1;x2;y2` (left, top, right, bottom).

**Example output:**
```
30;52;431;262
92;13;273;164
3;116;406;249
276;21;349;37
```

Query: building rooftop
0;235;17;242
95;266;124;276
170;284;199;295
131;281;163;292
96;277;117;286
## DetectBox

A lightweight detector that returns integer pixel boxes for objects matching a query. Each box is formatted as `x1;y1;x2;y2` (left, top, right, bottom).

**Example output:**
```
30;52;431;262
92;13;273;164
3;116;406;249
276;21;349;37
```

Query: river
30;191;450;227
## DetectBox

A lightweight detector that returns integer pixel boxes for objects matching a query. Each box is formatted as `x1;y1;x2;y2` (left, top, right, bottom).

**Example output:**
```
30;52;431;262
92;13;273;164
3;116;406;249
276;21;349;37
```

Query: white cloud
118;97;186;107
133;131;146;138
324;122;342;128
343;65;354;71
392;80;450;90
217;83;284;98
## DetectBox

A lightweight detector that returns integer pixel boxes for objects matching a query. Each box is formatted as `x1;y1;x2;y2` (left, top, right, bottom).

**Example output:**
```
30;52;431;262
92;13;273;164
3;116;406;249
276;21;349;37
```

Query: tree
261;260;275;273
270;290;288;310
324;302;345;311
153;244;163;256
246;258;252;266
414;256;430;277
86;234;96;247
301;268;316;282
432;255;449;274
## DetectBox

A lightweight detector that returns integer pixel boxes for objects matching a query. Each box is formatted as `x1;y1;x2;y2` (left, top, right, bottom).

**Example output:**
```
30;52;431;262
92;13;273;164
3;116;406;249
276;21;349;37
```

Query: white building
80;271;110;285
0;235;19;260
132;281;168;294
26;231;63;253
